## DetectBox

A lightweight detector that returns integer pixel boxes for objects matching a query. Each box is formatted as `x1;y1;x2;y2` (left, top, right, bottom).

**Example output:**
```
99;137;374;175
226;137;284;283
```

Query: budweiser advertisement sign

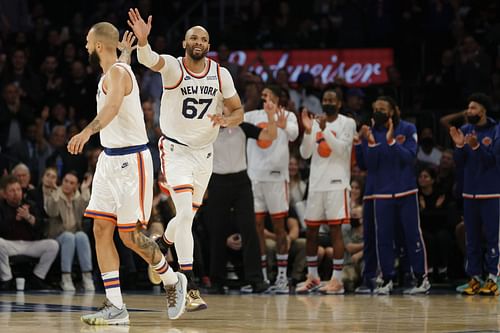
209;49;393;87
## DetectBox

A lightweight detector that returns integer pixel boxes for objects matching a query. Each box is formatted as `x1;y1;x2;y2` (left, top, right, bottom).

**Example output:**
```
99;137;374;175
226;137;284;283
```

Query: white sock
101;271;123;309
153;255;178;286
488;273;497;281
276;254;288;280
261;255;268;281
331;259;344;281
306;256;319;279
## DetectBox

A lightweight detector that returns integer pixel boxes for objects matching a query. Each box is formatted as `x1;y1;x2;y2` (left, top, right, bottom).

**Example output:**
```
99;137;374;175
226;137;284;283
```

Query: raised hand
276;107;288;129
386;118;394;142
127;8;152;46
449;126;465;147
301;109;314;134
118;30;137;53
360;125;375;144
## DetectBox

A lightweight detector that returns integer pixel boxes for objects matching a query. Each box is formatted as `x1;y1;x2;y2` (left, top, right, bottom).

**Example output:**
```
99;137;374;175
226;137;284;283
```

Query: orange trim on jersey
182;57;211;79
270;211;288;219
217;63;222;94
84;210;117;224
137;152;146;223
255;212;267;218
164;60;184;90
117;222;138;232
305;219;326;227
326;219;350;225
173;184;194;193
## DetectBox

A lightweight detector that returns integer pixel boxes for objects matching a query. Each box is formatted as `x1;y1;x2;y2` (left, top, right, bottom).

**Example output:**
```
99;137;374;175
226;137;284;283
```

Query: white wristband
137;43;160;68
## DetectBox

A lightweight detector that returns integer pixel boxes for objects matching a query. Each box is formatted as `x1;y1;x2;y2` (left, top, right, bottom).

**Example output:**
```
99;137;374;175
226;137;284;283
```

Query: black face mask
467;114;481;125
351;218;361;228
373;111;389;127
88;50;101;69
322;104;337;116
420;137;434;150
258;98;266;110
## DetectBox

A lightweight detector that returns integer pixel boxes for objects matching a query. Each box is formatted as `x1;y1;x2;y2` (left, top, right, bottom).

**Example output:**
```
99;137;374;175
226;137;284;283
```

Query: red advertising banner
210;49;393;87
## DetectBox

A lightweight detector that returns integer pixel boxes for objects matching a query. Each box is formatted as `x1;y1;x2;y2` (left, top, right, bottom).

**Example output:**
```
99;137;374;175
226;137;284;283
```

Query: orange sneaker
319;278;344;295
295;275;321;294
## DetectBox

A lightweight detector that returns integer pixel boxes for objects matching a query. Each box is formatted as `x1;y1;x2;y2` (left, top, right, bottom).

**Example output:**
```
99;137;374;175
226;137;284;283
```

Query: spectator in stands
26;166;58;220
343;88;370;128
288;155;306;227
417;127;442;167
45;171;94;291
11;163;34;195
0;82;35;149
418;167;454;282
290;72;322;115
0;176;58;290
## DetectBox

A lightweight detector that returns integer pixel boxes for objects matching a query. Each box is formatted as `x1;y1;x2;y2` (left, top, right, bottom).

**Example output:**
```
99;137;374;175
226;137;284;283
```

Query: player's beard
187;45;208;61
89;50;101;69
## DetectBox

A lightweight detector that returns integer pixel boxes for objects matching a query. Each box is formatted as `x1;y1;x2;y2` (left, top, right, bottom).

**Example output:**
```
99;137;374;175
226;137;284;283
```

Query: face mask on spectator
322;104;337;116
420;137;434;150
372;111;389;127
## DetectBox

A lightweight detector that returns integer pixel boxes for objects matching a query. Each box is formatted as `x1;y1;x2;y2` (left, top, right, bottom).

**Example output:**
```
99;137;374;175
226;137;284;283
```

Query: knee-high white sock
306;256;319;279
101;271;123;309
332;259;344;281
153;255;178;286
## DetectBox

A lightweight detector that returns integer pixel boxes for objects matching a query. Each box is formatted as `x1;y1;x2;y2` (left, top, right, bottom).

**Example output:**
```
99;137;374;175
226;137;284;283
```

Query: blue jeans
56;231;92;273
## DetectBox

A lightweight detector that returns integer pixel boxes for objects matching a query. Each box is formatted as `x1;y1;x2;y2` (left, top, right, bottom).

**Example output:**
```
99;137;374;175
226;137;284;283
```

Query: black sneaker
0;279;13;291
28;274;51;290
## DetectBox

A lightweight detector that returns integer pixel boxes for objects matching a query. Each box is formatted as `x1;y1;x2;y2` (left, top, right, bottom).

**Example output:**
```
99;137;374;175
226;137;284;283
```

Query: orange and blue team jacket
455;118;500;198
364;120;418;197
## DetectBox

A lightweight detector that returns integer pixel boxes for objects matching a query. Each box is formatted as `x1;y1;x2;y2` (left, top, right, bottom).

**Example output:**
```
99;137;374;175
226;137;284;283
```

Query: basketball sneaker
456;277;483;293
165;272;188;319
403;277;431;295
270;277;290;294
375;280;393;295
80;300;129;325
319;278;344;295
479;278;499;296
186;289;208;312
295;275;321;294
462;277;481;295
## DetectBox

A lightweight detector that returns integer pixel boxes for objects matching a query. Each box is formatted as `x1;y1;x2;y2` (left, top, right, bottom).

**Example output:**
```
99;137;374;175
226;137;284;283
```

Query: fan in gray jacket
45;171;94;292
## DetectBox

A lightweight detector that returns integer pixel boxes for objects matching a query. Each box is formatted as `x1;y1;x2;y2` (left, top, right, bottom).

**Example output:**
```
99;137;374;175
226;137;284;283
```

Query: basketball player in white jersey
127;8;243;311
297;89;356;294
245;85;299;293
68;22;187;324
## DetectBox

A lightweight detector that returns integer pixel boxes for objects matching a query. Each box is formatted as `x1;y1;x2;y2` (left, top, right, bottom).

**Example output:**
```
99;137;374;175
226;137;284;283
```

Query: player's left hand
118;30;137;53
318;114;327;131
208;114;228;127
68;130;91;155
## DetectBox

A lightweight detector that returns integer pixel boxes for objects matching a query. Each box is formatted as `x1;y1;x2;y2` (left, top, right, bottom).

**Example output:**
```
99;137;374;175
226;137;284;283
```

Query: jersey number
182;98;213;119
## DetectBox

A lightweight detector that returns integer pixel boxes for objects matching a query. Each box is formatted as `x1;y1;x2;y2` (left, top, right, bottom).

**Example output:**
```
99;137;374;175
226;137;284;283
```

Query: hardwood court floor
1;292;500;332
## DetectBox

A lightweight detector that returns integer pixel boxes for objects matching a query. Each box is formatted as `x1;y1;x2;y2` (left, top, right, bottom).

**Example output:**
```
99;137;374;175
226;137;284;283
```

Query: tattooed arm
67;65;130;154
118;30;136;65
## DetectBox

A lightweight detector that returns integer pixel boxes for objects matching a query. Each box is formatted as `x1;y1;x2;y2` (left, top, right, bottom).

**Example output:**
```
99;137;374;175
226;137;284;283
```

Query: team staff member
363;96;429;295
450;93;500;296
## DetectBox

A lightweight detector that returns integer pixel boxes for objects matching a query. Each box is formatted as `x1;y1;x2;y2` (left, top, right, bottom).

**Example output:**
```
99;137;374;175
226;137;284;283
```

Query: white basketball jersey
96;63;148;148
160;57;224;149
300;114;356;192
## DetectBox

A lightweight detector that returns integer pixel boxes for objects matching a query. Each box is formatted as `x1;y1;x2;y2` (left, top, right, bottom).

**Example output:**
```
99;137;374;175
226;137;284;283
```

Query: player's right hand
301;109;314;134
127;8;152;46
449;126;465;147
67;130;90;155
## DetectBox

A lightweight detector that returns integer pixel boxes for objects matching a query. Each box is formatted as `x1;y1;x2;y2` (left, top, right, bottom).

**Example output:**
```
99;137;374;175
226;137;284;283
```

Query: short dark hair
468;93;492;113
0;175;20;190
375;95;398;111
264;84;281;99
